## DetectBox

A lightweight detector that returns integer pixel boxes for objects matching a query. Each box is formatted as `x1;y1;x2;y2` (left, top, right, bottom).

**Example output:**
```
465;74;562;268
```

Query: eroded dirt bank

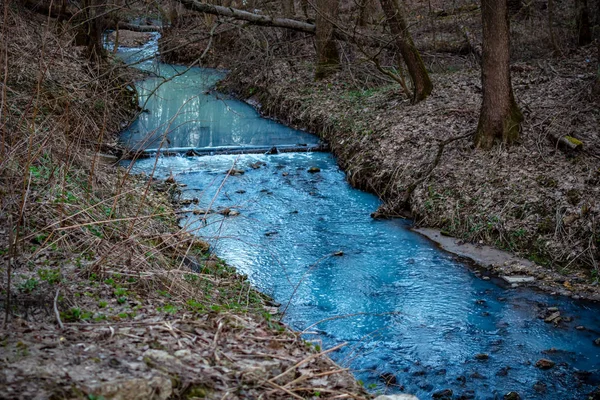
159;1;600;300
0;6;368;399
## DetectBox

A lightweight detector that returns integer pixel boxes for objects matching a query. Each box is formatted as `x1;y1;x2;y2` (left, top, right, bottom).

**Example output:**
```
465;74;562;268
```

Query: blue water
116;35;600;399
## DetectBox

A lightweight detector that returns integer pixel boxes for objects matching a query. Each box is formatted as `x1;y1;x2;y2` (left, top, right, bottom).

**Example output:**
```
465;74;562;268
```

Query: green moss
564;136;583;147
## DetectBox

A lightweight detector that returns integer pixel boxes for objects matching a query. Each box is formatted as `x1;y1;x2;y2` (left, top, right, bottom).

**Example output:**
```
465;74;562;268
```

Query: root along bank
159;0;600;297
0;3;369;399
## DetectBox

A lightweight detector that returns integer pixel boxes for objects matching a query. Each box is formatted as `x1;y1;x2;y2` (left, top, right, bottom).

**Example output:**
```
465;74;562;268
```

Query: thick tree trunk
576;0;592;46
314;0;340;79
379;0;432;103
81;0;107;61
474;0;523;149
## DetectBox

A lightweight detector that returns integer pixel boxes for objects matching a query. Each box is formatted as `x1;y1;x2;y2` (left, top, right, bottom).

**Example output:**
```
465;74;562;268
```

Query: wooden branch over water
122;143;330;159
176;0;392;49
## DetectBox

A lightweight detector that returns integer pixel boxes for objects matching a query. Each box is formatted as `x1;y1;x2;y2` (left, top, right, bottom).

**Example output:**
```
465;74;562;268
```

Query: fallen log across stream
122;143;330;159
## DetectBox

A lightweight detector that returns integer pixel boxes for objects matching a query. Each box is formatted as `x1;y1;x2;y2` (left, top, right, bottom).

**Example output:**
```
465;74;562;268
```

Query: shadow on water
115;33;600;399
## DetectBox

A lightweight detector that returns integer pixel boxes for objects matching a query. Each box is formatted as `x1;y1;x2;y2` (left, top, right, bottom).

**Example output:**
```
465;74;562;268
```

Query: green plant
18;278;39;293
61;308;93;322
98;300;108;308
184;274;199;283
38;268;61;284
158;304;178;314
186;299;205;313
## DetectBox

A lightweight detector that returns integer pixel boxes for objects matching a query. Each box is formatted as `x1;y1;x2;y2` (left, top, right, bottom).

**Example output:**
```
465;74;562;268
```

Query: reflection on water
118;34;600;400
113;34;318;151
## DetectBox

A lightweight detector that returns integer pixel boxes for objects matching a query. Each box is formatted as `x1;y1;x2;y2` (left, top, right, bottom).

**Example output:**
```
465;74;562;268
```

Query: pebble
594;338;600;346
307;166;321;173
575;326;585;330
544;311;561;323
482;276;490;281
333;251;344;256
503;392;521;400
474;353;489;360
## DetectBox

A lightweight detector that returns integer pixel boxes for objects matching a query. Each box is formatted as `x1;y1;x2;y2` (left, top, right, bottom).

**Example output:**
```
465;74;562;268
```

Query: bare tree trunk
593;41;600;100
379;0;432;103
81;0;107;61
547;0;561;56
301;0;309;18
358;0;371;26
474;0;523;149
283;0;295;16
314;0;340;79
576;0;592;46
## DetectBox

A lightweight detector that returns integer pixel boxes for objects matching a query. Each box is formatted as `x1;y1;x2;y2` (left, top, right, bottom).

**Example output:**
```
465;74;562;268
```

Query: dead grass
0;4;369;399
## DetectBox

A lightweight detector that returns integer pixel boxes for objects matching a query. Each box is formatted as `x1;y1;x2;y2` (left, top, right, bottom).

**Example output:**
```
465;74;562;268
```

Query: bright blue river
115;33;600;399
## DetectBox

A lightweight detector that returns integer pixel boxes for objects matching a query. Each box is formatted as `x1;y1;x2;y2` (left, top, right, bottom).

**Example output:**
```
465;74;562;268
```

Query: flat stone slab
500;275;535;284
413;228;534;268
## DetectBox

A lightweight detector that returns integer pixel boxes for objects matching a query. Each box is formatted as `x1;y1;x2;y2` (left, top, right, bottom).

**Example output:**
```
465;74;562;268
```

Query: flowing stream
115;34;600;399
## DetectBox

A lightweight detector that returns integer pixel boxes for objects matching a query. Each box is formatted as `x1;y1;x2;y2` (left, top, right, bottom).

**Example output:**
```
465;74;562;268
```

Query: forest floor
160;0;600;301
0;6;369;400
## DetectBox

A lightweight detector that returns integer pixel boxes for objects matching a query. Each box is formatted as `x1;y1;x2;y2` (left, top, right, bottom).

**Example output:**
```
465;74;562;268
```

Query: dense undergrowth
160;0;600;293
0;5;368;399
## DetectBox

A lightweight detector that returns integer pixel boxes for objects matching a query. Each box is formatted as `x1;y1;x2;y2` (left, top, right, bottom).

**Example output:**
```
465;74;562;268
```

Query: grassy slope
0;6;368;399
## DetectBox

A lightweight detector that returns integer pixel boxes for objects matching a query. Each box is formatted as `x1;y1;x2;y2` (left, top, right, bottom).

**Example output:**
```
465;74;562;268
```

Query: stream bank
0;7;368;399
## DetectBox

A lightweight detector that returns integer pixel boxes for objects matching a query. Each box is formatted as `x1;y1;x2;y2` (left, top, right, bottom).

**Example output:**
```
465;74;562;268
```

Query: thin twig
54;288;64;330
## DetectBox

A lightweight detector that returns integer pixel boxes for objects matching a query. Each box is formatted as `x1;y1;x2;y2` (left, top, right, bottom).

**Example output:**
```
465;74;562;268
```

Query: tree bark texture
283;0;295;16
358;0;372;26
379;0;432;103
576;0;592;46
593;41;600;100
314;0;340;79
474;0;523;149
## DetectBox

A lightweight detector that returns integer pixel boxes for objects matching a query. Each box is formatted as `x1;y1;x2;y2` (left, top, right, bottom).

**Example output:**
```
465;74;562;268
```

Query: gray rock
84;376;172;400
374;395;419;400
501;275;535;284
544;311;561;323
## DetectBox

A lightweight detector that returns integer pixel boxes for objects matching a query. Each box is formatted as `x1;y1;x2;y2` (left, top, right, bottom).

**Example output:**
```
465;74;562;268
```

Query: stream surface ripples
115;33;600;399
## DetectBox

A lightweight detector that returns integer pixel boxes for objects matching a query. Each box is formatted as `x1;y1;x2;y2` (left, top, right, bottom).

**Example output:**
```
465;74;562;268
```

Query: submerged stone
432;389;453;399
308;166;321;173
535;358;556;369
